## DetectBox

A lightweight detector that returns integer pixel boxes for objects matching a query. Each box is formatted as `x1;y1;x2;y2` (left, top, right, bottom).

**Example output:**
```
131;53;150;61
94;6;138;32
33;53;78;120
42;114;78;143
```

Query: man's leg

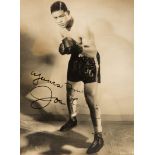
84;82;102;133
66;80;79;118
60;80;79;131
84;82;104;154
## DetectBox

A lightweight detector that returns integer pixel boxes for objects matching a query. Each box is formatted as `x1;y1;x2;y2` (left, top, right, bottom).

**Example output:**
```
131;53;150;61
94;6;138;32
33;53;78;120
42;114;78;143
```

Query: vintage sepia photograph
20;0;134;154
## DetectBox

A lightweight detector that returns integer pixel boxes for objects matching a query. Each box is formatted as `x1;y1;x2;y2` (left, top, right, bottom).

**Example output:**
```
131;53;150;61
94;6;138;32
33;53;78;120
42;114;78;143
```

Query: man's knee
84;86;96;97
84;82;98;97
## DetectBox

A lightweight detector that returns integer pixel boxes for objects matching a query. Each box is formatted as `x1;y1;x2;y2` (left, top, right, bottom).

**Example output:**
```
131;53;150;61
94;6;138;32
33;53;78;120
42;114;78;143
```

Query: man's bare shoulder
74;19;89;31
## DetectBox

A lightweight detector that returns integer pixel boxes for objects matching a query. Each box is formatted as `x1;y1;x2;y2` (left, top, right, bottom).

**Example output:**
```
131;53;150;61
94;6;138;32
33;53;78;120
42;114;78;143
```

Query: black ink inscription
31;71;63;88
65;82;83;93
30;85;78;109
31;71;83;93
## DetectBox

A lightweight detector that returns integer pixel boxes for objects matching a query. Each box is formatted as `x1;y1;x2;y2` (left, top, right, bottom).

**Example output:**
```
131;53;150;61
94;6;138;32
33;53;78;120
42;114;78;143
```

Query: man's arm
80;26;97;57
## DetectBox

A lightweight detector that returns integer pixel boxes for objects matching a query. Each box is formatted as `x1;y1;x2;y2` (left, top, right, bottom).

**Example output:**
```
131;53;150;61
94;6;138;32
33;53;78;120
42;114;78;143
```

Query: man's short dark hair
50;1;68;14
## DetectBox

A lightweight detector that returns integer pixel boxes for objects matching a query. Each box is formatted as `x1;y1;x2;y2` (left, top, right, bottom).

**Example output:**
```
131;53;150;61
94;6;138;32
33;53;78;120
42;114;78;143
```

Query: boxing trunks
67;52;101;84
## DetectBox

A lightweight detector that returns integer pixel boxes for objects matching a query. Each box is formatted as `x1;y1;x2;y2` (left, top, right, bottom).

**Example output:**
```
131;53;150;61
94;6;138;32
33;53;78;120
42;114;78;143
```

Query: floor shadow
20;128;30;134
21;130;90;155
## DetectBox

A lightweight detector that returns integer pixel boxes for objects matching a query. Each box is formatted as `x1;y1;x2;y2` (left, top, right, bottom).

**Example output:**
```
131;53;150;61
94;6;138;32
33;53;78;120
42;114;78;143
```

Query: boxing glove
59;37;83;55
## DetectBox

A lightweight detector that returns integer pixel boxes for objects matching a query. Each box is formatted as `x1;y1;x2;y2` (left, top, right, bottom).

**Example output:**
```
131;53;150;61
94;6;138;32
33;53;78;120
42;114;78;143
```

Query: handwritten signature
30;85;78;109
31;71;83;93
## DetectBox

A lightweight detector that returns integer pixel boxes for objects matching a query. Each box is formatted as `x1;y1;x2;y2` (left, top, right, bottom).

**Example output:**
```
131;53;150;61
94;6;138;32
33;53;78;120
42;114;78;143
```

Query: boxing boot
87;132;104;154
59;117;77;132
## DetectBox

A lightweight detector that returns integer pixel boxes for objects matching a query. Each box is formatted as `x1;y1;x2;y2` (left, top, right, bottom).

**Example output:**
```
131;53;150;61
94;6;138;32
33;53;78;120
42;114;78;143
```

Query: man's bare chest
60;28;82;44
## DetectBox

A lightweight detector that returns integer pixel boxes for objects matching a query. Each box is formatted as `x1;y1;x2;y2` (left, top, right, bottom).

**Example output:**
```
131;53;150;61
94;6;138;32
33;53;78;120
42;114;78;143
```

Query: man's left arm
80;26;97;57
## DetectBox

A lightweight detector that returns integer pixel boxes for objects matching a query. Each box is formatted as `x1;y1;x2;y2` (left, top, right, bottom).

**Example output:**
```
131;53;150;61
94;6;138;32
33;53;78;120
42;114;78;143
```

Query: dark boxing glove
59;37;83;55
59;42;66;55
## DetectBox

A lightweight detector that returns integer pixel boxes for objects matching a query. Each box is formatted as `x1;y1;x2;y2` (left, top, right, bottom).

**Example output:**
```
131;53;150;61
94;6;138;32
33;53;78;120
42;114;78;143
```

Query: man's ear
67;10;70;15
65;10;70;16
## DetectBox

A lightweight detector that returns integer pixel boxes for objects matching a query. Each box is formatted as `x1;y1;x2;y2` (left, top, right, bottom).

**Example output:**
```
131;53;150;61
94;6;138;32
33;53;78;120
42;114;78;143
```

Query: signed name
30;85;78;109
31;71;83;93
29;71;80;109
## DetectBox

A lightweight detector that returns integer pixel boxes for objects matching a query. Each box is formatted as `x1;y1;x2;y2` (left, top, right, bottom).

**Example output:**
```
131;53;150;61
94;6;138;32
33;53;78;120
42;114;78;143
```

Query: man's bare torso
59;19;97;58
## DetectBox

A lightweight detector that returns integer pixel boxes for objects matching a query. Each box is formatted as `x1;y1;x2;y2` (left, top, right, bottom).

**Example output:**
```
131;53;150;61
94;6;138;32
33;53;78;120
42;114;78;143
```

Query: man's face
52;10;69;28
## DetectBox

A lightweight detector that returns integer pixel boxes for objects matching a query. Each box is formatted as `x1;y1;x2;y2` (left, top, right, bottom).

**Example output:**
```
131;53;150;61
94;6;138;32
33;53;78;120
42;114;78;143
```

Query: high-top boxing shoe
59;117;77;132
87;132;104;154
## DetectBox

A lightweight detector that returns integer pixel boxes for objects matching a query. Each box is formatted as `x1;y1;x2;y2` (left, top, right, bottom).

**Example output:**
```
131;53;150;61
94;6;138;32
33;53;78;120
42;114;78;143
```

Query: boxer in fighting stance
50;1;104;154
